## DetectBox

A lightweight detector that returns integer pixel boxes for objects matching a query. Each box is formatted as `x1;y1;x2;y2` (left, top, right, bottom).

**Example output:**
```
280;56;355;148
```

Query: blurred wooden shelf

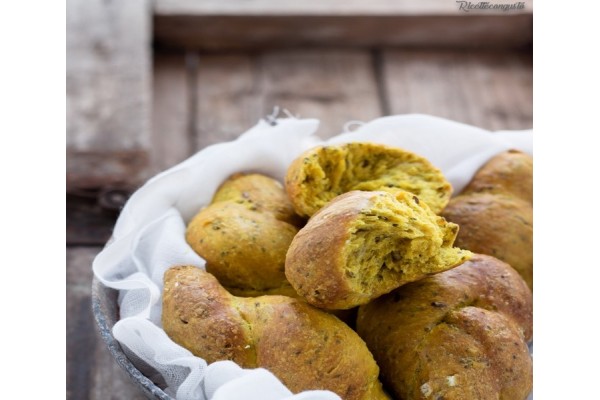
67;0;533;193
154;0;532;50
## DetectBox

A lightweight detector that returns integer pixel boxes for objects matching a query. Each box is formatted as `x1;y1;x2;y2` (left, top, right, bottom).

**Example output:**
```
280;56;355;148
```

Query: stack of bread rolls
162;142;533;400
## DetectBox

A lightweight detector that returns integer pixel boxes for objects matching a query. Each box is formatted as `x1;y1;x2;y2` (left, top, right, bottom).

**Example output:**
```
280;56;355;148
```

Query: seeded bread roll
462;149;533;203
162;266;390;400
186;201;299;296
212;172;304;227
285;190;471;310
357;254;533;400
285;142;452;217
442;150;533;288
442;193;533;289
186;173;301;297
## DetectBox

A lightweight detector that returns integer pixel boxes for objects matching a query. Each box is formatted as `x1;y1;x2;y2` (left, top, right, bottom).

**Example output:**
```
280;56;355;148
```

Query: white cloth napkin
92;114;533;400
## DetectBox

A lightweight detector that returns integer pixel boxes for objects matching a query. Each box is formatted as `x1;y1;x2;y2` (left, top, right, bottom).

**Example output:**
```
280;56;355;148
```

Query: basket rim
91;276;173;400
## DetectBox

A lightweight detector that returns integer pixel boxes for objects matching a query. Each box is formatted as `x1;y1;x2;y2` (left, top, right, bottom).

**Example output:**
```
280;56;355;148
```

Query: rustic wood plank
67;246;98;399
194;49;383;148
67;247;146;400
382;50;532;131
193;54;255;149
151;52;194;175
258;50;383;138
89;336;148;400
154;16;532;51
66;186;132;245
154;0;532;51
67;0;152;189
66;192;117;246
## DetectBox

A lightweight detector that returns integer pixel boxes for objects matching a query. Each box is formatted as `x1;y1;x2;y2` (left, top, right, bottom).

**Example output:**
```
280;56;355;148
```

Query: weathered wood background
66;0;532;398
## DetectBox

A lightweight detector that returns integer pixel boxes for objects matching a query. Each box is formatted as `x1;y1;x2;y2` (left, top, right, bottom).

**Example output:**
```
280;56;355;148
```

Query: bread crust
357;254;533;400
442;150;533;289
463;150;533;204
162;266;389;400
285;190;471;309
285;192;366;309
186;173;302;296
212;172;305;227
442;193;533;288
162;265;255;366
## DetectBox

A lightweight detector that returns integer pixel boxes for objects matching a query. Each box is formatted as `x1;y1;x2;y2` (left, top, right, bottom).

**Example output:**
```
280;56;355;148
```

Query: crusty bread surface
357;254;533;400
175;147;534;399
462;149;533;203
285;190;471;309
162;266;390;400
442;150;533;288
186;173;302;296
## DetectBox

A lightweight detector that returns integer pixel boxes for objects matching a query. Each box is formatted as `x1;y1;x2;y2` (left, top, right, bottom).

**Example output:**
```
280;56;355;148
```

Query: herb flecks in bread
285;142;452;217
212;172;304;227
357;254;533;400
285;190;471;310
442;150;533;289
186;173;302;297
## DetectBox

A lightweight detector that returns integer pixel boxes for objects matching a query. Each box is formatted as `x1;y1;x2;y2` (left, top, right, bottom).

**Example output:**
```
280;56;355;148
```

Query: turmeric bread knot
441;150;533;289
356;254;533;400
186;173;303;297
285;190;471;310
162;266;390;400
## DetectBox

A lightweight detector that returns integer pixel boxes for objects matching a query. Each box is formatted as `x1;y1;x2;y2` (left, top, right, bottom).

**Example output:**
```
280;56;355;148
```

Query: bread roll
357;254;533;400
162;266;389;400
212;172;304;227
442;150;533;288
285;190;471;310
285;142;452;217
442;193;533;288
186;173;301;296
462;149;533;203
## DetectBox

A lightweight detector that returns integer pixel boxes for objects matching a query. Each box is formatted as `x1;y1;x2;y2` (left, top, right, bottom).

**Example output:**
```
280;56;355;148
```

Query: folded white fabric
92;114;533;400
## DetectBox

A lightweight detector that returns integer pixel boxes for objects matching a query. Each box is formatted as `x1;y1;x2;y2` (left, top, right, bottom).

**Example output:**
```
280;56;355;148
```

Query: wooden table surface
67;46;532;399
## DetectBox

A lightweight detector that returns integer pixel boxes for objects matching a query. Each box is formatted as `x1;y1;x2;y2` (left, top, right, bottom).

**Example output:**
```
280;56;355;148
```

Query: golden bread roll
442;150;533;288
357;254;533;400
441;193;533;288
285;190;471;310
162;266;389;400
462;149;533;203
285;142;452;217
212;172;304;227
186;173;301;296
